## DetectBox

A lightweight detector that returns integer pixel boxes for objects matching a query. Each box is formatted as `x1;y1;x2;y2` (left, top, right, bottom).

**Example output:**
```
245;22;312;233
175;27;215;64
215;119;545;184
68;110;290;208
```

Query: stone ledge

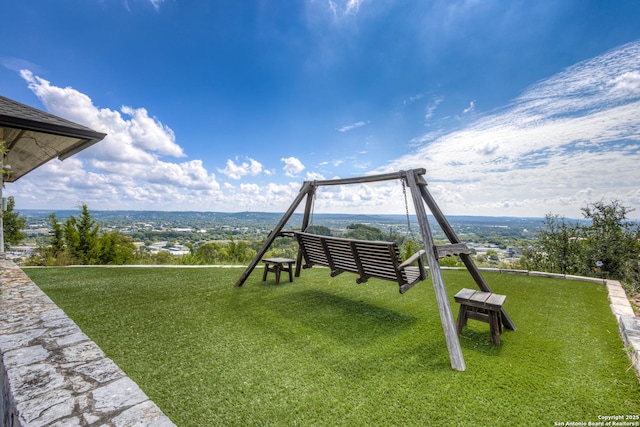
0;260;175;427
498;269;529;275
605;281;640;379
527;271;566;279
565;274;606;284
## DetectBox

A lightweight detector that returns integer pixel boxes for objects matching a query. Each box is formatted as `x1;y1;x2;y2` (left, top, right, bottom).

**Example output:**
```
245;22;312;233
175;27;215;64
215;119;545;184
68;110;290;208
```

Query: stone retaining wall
0;260;175;426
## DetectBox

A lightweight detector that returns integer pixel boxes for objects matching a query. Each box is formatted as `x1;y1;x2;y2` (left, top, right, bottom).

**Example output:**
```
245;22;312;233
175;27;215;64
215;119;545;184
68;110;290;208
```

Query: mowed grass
25;267;640;426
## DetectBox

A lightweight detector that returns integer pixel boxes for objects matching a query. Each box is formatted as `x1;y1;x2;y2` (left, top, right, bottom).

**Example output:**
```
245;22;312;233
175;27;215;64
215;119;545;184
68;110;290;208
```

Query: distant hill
17;209;546;226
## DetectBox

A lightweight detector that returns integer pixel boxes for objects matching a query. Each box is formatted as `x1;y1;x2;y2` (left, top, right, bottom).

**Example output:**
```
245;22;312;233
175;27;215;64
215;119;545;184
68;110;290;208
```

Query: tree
95;231;136;265
305;225;331;236
518;200;640;292
63;204;100;264
345;224;385;241
196;242;223;263
226;238;256;264
519;214;583;275
152;250;175;265
48;213;64;256
401;239;419;262
486;249;500;262
580;200;640;281
3;196;26;249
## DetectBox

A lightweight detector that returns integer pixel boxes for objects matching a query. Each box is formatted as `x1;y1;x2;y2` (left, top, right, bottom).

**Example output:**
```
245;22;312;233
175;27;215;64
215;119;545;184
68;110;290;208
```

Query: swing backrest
294;231;427;293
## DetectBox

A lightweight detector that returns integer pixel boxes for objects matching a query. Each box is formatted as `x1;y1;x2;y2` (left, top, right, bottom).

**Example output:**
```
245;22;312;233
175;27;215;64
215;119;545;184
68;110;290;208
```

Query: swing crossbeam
294;231;427;294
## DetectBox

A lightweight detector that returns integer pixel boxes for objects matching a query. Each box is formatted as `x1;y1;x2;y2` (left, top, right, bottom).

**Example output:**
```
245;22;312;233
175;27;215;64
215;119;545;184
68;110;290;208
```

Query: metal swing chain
399;177;417;256
401;178;413;237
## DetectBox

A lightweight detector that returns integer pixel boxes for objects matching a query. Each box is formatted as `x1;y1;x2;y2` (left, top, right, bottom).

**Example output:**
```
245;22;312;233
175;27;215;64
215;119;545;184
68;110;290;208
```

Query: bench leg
275;265;281;284
489;310;501;345
262;264;269;281
456;304;468;335
287;263;293;282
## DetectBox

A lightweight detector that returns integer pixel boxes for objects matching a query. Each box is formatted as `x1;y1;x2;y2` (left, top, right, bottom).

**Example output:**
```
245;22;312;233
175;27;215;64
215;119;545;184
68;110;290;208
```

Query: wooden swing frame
234;168;515;371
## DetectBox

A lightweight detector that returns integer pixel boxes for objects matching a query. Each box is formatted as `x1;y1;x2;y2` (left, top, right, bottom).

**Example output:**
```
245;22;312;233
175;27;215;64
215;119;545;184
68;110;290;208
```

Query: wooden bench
293;231;427;294
454;288;506;344
261;257;295;284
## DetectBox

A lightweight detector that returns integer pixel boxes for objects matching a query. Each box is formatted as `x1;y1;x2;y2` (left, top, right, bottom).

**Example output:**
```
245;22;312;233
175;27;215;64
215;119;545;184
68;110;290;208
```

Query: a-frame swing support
234;168;515;372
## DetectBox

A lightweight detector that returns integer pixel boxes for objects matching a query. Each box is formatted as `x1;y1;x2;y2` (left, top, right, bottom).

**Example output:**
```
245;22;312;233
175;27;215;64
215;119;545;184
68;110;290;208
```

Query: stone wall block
111;401;177;427
0;260;175;426
92;377;149;413
4;345;49;368
15;388;74;427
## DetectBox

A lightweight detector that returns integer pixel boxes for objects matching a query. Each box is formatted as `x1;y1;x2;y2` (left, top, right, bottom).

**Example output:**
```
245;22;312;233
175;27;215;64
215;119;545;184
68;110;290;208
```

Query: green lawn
25;267;640;426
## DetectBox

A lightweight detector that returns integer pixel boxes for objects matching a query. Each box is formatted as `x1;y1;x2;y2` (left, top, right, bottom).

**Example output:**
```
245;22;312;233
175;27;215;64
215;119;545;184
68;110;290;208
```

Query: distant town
11;209;549;265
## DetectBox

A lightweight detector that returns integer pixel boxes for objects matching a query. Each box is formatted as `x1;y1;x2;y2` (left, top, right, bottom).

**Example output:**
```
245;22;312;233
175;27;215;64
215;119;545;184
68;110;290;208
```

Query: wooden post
406;170;466;371
417;180;516;331
234;181;314;287
295;184;316;277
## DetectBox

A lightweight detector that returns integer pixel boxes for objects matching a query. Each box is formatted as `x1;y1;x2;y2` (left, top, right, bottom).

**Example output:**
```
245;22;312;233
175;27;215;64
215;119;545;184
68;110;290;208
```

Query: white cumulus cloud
281;157;305;177
9;70;221;210
20;70;185;161
218;158;264;180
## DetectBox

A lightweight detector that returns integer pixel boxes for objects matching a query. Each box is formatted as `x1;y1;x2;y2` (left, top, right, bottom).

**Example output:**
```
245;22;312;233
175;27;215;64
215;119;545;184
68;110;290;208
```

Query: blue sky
2;1;640;218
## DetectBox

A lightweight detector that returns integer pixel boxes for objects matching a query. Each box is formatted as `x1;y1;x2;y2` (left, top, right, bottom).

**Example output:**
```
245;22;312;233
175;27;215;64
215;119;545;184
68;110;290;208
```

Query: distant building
506;246;523;258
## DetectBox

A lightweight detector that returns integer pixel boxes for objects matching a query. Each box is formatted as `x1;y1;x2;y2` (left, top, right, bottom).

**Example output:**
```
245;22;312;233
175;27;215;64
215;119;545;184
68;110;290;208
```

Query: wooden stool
454;288;506;344
261;258;295;284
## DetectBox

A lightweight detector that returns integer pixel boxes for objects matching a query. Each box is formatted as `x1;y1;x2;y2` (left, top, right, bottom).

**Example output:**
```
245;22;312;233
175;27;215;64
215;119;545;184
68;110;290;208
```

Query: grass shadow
268;289;416;346
457;327;505;357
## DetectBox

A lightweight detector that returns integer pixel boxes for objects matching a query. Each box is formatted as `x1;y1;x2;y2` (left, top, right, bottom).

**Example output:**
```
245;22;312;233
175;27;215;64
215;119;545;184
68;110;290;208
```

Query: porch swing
234;168;515;372
293;175;427;294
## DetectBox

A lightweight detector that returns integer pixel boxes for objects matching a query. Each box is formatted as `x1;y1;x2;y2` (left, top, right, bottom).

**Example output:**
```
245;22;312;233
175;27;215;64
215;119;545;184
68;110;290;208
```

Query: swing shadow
268;290;416;346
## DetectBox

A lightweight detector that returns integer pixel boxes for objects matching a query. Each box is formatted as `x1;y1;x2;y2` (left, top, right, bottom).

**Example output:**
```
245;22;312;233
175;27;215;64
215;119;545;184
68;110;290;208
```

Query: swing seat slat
294;232;428;294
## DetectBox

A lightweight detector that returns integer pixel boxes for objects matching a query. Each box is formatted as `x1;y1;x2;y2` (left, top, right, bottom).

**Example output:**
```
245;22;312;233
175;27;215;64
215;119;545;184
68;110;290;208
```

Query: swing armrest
398;249;426;270
398;249;427;293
